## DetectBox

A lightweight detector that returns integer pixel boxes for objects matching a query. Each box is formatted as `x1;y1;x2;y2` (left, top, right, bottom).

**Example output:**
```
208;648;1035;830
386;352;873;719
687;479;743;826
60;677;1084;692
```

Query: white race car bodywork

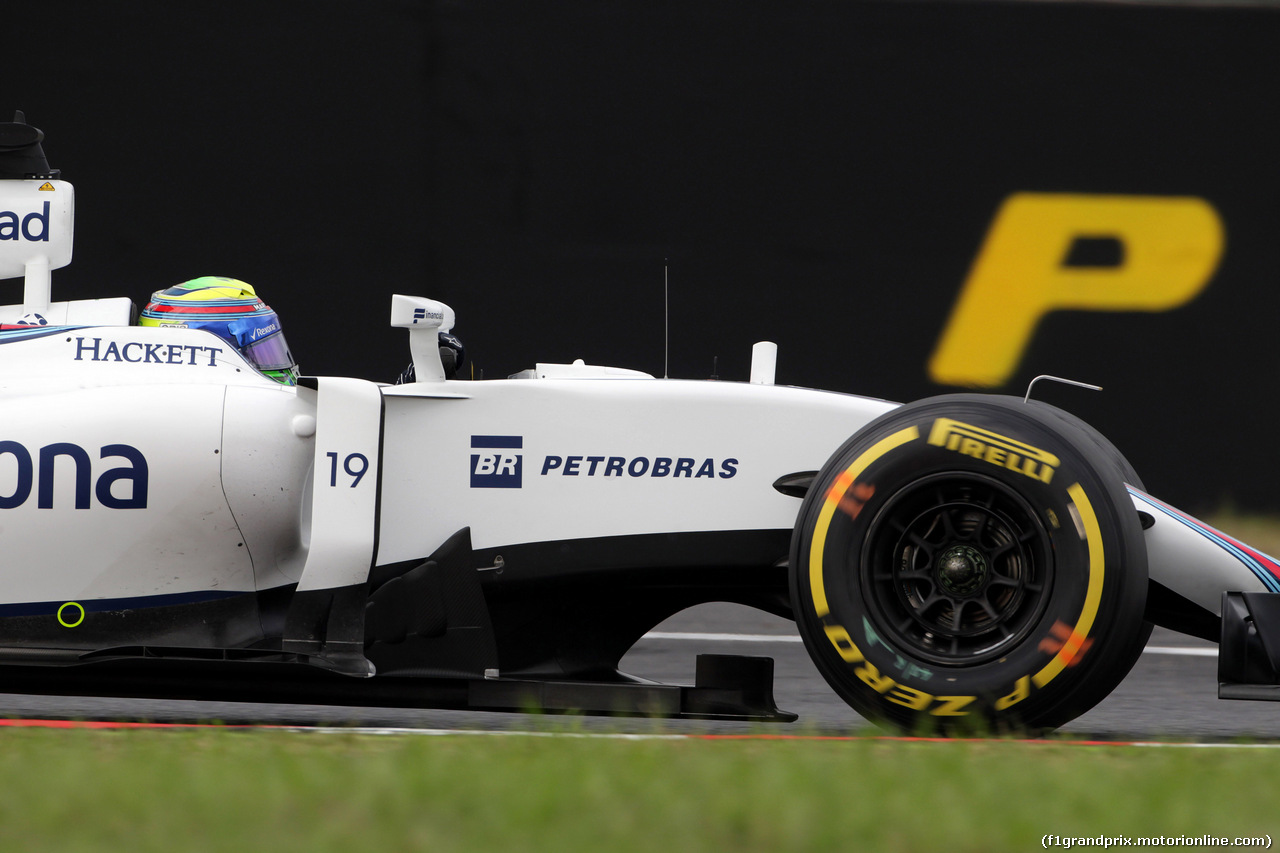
1;312;1254;639
0;316;898;617
1132;488;1279;607
5;116;1280;728
377;379;895;562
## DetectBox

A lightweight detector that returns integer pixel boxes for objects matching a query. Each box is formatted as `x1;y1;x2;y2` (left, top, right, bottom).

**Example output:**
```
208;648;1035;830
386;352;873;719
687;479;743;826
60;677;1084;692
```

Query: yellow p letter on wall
928;193;1224;388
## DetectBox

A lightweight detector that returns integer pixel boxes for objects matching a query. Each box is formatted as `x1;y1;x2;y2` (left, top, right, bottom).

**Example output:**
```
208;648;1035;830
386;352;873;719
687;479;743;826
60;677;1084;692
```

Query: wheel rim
859;472;1054;666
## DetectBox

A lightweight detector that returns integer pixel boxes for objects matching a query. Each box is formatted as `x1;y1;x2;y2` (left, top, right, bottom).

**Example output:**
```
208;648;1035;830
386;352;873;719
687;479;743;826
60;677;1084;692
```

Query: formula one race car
1;113;1278;734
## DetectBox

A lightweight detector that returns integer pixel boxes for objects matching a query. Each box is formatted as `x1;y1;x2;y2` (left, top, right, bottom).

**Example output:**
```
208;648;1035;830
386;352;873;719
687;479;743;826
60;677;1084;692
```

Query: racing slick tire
790;394;1149;734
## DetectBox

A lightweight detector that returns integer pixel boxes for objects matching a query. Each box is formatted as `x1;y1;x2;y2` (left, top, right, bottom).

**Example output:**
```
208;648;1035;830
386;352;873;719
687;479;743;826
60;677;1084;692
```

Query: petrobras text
469;435;739;489
540;455;738;479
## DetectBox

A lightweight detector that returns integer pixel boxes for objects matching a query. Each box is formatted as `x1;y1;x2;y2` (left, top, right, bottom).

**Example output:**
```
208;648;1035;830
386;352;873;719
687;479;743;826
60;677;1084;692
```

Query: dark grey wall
11;0;1280;511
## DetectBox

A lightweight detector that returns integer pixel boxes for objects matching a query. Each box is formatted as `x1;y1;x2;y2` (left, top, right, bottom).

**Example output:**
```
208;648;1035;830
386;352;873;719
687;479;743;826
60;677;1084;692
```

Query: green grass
7;512;1277;851
0;728;1273;853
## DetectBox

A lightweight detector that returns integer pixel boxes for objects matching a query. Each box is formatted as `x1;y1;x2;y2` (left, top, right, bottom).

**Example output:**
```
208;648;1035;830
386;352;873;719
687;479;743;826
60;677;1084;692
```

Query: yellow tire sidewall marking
1033;482;1105;688
808;425;1113;715
808;425;920;617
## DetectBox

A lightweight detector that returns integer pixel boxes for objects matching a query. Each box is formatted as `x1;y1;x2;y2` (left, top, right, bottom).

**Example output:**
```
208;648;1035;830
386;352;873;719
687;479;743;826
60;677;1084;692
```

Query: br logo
470;435;522;489
930;193;1225;388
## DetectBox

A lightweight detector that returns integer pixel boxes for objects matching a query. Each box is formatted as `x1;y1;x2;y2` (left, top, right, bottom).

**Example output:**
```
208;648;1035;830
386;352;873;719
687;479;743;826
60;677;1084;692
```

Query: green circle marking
57;602;85;628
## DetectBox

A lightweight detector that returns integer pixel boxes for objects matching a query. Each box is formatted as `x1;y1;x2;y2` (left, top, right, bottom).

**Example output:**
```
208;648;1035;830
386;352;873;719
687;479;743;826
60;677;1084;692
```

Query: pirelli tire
790;394;1149;734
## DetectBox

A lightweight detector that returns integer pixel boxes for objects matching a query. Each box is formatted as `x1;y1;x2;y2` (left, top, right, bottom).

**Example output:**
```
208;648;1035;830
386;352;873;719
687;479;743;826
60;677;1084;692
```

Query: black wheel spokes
969;497;995;544
989;528;1039;562
864;474;1052;666
936;506;962;541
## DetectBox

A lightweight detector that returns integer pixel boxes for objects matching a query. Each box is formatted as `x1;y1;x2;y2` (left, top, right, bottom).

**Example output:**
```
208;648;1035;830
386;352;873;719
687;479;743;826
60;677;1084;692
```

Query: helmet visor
227;315;298;383
240;329;296;372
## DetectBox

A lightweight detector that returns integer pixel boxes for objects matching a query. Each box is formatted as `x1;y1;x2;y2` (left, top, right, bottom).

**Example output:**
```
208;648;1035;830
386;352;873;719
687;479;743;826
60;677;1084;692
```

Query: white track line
640;631;1217;657
643;631;801;643
281;727;1280;747
1144;645;1217;657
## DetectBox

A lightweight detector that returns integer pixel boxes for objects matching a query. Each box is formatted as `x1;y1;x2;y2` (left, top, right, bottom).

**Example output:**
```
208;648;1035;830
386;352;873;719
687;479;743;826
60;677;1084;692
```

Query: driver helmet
138;276;299;385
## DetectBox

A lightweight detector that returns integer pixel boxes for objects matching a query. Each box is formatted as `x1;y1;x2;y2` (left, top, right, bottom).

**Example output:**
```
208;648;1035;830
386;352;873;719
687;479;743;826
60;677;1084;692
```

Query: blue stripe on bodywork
0;326;88;344
0;589;246;619
1129;486;1280;593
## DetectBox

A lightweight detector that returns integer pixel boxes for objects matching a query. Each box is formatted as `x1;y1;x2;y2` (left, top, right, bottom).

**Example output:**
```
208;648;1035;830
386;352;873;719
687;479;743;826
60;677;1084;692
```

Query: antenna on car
1023;374;1102;403
663;259;669;379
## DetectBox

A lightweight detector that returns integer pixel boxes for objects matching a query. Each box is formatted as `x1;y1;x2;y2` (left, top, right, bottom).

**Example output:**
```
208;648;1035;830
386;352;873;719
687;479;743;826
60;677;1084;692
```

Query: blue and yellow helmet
138;276;298;385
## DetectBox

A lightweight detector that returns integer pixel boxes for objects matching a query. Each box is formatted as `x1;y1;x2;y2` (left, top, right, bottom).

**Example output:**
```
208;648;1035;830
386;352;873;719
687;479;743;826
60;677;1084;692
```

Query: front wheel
790;395;1149;734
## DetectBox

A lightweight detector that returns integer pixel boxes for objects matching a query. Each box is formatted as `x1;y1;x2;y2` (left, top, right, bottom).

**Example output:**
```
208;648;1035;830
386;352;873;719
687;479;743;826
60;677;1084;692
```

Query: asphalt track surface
0;604;1273;740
